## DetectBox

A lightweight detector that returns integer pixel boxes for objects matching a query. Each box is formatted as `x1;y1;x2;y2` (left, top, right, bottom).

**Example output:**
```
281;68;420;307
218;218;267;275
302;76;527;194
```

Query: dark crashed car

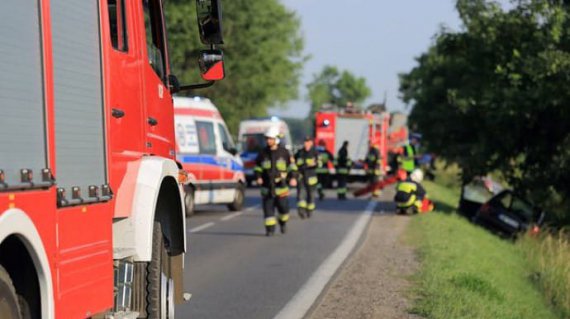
458;176;504;219
472;190;545;239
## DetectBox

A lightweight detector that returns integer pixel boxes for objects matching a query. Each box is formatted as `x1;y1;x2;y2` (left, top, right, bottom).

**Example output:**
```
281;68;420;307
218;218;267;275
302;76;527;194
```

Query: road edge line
273;200;377;319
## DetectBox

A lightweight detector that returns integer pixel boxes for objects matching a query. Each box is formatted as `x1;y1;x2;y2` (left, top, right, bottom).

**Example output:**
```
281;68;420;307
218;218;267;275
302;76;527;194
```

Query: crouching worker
394;169;434;214
255;127;297;236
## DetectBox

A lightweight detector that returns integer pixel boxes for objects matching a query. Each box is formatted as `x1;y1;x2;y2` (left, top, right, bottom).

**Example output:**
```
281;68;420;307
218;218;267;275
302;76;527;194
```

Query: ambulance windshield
241;133;265;153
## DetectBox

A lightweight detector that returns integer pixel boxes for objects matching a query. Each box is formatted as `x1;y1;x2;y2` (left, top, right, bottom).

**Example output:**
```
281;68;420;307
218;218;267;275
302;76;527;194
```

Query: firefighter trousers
317;173;331;198
337;172;348;199
297;177;317;218
368;173;382;197
262;194;289;234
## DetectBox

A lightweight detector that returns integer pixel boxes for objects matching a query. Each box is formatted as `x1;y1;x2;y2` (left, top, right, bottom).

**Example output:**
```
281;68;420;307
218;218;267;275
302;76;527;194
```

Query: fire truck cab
0;0;224;318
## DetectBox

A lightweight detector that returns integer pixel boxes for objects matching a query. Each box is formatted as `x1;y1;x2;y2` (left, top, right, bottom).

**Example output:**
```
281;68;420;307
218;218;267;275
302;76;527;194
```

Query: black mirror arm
179;81;215;91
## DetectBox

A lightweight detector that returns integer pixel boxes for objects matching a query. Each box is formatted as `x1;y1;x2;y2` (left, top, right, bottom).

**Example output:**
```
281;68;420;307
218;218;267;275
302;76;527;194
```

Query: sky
269;0;463;118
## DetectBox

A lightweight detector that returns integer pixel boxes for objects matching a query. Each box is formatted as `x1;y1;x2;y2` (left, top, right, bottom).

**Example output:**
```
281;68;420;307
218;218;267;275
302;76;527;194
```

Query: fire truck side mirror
196;0;224;45
199;49;225;81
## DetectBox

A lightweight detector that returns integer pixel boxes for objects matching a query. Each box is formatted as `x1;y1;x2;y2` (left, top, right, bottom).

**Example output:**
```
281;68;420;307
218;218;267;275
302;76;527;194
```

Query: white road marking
244;204;261;212
273;200;377;319
221;212;243;221
190;205;260;232
189;222;215;233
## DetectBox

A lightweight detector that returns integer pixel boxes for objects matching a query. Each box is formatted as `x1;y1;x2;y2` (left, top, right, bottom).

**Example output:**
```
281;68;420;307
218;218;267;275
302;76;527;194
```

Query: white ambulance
237;117;292;186
174;96;245;216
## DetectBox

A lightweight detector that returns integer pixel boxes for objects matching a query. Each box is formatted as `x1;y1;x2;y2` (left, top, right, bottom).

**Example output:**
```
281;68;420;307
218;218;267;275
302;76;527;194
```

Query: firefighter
394;169;430;214
254;127;297;236
316;139;334;200
335;140;352;200
399;134;419;173
365;142;382;197
295;136;320;219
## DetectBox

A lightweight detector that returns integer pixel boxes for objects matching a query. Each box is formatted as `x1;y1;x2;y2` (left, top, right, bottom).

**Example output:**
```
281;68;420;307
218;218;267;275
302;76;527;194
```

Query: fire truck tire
228;184;245;212
147;222;175;319
0;265;22;319
184;189;195;217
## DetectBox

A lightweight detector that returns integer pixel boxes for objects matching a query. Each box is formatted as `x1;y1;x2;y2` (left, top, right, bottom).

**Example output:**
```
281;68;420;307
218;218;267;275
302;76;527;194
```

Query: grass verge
517;233;570;317
405;181;560;319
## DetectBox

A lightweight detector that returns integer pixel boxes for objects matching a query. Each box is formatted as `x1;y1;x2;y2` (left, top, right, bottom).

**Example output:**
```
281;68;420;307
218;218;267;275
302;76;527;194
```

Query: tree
165;0;306;132
307;66;371;114
400;0;570;223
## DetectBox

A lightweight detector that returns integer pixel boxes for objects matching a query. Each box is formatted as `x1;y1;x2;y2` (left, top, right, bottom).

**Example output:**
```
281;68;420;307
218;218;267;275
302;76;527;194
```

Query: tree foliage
307;66;371;114
400;0;570;222
165;0;306;131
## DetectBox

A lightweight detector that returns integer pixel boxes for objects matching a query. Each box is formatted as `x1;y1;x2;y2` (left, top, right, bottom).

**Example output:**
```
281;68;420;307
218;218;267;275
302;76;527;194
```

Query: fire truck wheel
228;184;245;212
147;222;175;319
0;265;22;319
184;189;195;217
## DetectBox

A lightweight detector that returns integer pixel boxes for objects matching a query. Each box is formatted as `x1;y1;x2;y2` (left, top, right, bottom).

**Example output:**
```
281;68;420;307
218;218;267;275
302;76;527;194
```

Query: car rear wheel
0;265;21;319
228;184;245;211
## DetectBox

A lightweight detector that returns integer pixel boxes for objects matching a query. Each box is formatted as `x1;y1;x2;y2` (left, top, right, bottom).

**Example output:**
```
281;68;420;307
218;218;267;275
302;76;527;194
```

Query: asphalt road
176;187;392;319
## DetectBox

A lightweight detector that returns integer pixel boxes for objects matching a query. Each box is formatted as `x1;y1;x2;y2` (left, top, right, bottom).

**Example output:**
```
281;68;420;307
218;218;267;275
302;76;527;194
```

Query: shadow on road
193;231;267;238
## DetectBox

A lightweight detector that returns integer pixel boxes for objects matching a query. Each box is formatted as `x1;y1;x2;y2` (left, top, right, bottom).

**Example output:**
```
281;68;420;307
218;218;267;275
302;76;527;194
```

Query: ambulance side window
196;121;217;155
108;0;128;52
218;123;235;153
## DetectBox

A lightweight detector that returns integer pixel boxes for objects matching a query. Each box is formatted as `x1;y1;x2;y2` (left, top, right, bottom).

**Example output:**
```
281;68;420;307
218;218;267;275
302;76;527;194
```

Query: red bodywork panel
0;1;179;317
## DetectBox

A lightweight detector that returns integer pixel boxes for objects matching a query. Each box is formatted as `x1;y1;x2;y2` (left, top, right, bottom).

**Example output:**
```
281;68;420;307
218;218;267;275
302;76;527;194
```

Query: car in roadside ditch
472;190;546;239
458;176;504;220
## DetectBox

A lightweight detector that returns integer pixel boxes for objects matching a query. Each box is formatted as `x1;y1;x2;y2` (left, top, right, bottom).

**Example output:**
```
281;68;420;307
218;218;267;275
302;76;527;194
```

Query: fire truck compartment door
335;117;370;161
52;0;107;202
0;1;48;187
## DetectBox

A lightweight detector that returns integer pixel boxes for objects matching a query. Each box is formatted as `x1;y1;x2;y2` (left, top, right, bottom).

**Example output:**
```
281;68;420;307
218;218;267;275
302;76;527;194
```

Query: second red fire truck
315;109;389;181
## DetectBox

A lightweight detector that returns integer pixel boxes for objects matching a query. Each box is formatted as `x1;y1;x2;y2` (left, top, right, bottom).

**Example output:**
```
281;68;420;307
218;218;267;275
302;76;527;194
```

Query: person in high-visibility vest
399;134;421;173
254;127;297;236
365;143;382;197
295;137;319;219
394;169;433;214
399;143;416;173
335;141;352;200
316;140;334;200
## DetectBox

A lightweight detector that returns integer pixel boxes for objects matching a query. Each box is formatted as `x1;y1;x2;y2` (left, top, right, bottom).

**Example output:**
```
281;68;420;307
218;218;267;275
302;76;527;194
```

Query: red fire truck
314;110;391;181
0;0;224;318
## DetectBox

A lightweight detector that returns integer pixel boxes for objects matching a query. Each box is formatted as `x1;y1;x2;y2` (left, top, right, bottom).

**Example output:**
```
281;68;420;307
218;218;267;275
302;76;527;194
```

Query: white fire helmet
410;169;424;183
264;126;281;140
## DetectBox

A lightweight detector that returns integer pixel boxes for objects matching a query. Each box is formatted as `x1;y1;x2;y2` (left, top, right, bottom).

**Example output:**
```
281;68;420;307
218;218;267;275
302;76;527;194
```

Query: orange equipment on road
353;169;407;197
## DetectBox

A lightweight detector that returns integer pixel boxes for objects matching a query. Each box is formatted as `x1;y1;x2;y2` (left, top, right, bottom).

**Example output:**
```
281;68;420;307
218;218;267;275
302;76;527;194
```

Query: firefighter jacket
295;147;319;186
335;147;352;175
317;148;334;174
254;146;297;197
365;147;382;175
394;179;426;208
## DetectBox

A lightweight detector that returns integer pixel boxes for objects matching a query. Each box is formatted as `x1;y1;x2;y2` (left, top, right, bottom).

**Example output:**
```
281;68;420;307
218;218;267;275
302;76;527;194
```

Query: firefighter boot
279;220;287;234
265;225;275;237
307;203;315;219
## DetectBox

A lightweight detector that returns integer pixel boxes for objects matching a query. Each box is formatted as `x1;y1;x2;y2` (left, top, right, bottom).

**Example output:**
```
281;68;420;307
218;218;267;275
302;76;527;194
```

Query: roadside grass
405;180;560;319
517;233;570;317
